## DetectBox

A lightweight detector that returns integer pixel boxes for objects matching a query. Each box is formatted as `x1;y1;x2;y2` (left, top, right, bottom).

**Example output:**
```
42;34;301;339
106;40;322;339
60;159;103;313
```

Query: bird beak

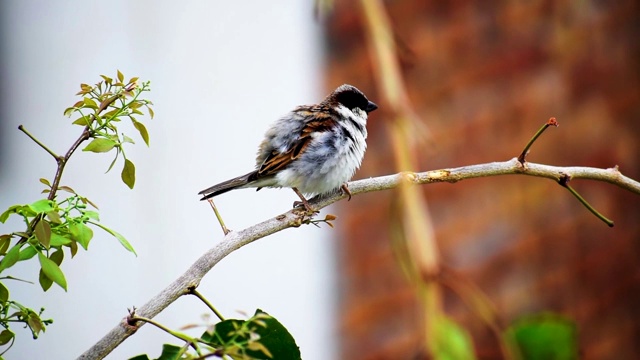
366;101;378;113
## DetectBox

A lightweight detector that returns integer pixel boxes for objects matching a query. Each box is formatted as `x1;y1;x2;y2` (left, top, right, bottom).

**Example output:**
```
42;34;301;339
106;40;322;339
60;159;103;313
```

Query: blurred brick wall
324;1;639;359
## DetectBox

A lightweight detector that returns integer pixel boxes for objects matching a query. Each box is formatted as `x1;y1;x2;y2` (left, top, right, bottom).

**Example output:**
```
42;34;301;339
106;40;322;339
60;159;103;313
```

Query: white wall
0;1;336;359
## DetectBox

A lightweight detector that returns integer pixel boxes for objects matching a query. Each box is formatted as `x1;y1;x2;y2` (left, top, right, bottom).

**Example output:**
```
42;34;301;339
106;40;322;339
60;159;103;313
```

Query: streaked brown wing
257;108;336;177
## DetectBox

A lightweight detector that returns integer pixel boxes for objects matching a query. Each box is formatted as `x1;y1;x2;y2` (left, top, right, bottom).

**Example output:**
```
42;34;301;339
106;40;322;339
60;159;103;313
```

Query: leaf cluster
0;71;152;357
65;70;153;188
131;310;300;360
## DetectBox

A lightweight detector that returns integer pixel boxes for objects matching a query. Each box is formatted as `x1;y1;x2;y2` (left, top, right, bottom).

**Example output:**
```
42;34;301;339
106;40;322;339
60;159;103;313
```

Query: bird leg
291;187;315;212
341;183;352;201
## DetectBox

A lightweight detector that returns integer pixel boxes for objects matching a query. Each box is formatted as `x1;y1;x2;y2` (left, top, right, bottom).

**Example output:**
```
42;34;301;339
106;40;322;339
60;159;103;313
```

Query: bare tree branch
77;158;640;359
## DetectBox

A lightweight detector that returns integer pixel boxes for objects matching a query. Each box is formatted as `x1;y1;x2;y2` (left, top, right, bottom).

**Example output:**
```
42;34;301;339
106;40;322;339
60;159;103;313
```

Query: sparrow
198;84;378;211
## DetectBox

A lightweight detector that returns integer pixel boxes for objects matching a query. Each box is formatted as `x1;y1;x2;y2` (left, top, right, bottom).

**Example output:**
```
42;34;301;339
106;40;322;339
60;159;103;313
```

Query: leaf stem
517;117;558;163
18;125;60;160
129;315;200;353
188;287;225;321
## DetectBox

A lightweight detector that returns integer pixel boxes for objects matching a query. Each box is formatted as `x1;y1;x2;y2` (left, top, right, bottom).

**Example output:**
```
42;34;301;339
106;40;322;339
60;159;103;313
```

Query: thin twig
207;199;230;235
18;125;60;160
558;174;614;227
517;117;559;163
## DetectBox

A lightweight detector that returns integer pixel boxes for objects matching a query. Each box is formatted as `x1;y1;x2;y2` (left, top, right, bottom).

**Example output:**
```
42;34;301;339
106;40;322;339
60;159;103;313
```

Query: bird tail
198;171;257;200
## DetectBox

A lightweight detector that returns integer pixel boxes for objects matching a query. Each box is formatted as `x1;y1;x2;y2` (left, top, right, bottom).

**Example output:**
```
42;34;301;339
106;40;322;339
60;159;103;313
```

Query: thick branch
77;158;640;359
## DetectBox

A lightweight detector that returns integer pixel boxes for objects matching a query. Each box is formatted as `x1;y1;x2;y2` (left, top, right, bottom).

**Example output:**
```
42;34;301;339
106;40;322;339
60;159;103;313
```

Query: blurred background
1;1;639;359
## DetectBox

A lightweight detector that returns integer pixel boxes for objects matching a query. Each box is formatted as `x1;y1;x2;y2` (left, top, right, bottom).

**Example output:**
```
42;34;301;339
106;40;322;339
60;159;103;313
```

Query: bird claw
293;200;317;214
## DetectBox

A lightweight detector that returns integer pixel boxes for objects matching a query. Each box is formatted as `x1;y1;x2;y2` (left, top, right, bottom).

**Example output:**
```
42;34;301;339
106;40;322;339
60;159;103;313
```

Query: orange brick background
324;1;640;359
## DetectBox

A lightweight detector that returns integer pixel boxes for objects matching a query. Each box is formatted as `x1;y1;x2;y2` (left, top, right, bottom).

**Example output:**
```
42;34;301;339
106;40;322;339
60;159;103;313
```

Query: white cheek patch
352;107;366;119
336;105;353;120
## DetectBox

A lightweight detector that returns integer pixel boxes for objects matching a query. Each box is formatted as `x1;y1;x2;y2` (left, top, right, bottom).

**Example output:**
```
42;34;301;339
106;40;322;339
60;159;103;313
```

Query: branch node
126;307;139;327
558;173;571;187
186;285;197;295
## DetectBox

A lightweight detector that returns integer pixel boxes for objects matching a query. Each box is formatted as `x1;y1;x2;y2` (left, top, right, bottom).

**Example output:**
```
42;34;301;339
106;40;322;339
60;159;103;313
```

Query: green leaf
0;282;9;303
72;116;91;126
128;343;182;360
38;252;67;291
83;97;98;109
0;235;11;254
69;240;78;258
58;185;76;194
147;106;154;119
34;220;51;248
133;120;150;146
29;199;54;213
121;159;136;189
117;70;124;83
46;211;63;224
38;251;63;292
507;313;577;360
203;310;301;360
49;232;72;247
250;309;301;360
100;75;113;85
82;210;100;221
39;269;53;291
91;222;136;255
50;248;64;264
432;315;476;360
80;196;100;209
157;344;182;360
18;245;38;261
122;134;136;144
0;329;14;346
27;310;45;338
82;138;117;153
0;205;21;223
103;108;120;119
106;148;120;173
127;356;150;360
69;222;93;250
0;245;22;272
17;205;37;218
39;178;51;187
